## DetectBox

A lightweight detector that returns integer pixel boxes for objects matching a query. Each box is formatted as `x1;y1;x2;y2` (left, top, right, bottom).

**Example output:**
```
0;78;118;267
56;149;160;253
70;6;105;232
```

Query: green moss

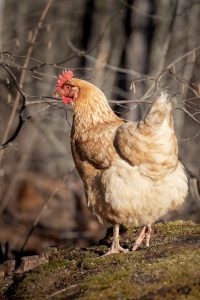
80;249;200;300
6;258;71;299
42;259;69;271
2;221;200;299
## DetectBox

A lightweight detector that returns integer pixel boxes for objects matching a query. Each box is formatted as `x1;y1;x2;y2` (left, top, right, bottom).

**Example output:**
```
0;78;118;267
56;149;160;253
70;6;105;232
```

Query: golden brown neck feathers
71;79;119;132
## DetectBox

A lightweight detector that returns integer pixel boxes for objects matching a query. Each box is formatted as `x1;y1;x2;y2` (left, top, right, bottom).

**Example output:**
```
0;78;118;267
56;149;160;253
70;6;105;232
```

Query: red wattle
62;97;72;104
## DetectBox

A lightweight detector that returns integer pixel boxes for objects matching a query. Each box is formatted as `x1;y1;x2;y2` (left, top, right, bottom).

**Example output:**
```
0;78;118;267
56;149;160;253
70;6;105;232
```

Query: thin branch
159;0;178;73
179;130;200;143
108;99;151;104
20;173;68;253
67;38;149;78
0;0;53;161
177;107;200;126
167;46;200;69
30;10;121;71
141;1;178;100
0;64;26;149
49;284;84;299
121;0;167;20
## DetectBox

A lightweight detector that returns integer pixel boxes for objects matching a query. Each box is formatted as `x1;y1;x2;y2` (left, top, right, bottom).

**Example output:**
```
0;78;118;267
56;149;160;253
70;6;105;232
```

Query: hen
55;70;188;255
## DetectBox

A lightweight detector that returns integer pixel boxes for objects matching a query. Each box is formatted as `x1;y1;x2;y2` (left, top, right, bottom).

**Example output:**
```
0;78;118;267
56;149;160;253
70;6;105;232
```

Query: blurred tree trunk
81;0;124;100
124;0;156;121
0;0;4;50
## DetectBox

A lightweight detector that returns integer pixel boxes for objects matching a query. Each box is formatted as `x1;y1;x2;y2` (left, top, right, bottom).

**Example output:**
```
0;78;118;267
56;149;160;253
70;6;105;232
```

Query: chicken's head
54;70;79;104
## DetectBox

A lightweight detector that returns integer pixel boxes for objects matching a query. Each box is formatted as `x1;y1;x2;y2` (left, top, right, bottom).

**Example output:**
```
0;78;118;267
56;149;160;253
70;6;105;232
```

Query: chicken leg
132;225;152;251
104;224;129;256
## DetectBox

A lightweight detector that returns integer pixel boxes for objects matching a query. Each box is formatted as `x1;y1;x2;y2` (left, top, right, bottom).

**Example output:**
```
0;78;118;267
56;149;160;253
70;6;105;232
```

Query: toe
103;246;129;256
119;246;129;253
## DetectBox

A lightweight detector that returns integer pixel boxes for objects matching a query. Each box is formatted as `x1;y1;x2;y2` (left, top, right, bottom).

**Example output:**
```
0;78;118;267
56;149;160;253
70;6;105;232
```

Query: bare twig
0;0;53;162
176;107;200;126
20;173;68;253
167;46;200;70
141;0;178;100
48;284;84;299
0;64;64;149
121;0;167;20
179;130;200;143
29;10;121;71
158;0;179;73
67;38;149;78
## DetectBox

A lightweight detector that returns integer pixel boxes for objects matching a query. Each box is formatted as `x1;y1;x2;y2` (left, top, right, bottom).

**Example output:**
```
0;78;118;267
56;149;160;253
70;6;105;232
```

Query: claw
103;224;128;256
103;246;129;256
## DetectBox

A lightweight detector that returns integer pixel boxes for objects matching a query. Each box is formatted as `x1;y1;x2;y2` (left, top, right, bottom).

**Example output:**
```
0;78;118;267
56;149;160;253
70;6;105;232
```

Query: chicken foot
132;225;152;251
103;224;129;256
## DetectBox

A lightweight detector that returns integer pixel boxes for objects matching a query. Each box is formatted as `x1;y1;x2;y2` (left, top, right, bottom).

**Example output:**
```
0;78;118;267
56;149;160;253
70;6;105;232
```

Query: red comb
55;70;74;93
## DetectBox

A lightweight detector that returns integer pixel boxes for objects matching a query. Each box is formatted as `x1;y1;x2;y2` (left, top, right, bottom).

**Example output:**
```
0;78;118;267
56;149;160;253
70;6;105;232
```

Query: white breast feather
101;159;188;225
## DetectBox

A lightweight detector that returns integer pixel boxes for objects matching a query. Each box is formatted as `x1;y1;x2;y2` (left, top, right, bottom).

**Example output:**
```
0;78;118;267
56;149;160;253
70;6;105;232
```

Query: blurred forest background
0;0;200;260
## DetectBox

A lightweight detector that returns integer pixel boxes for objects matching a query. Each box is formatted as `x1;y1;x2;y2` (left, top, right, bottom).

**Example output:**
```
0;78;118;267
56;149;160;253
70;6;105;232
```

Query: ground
0;221;200;299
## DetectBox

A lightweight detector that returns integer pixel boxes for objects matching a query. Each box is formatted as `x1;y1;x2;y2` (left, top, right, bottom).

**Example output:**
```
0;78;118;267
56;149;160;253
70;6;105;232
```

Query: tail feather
144;92;172;126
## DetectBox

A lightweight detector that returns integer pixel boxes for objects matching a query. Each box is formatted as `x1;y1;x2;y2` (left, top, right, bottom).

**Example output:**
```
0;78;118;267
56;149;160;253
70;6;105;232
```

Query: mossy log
1;221;200;299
